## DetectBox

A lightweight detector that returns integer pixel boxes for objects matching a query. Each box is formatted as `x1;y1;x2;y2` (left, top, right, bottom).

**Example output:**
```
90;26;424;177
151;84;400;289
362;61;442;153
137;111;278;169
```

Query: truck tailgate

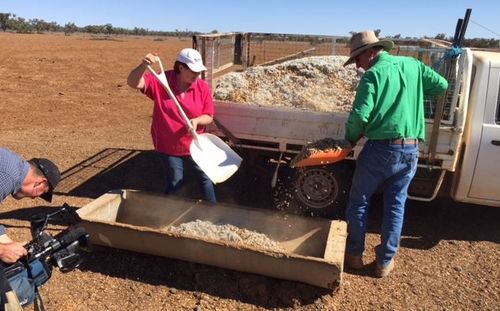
210;101;349;147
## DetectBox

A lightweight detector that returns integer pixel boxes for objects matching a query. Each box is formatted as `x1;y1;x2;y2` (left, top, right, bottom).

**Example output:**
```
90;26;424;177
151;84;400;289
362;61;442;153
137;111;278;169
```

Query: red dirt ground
0;33;498;311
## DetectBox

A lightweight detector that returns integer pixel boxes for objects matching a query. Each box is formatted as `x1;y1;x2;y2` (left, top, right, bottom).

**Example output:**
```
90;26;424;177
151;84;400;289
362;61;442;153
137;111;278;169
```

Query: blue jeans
345;140;418;268
158;153;216;203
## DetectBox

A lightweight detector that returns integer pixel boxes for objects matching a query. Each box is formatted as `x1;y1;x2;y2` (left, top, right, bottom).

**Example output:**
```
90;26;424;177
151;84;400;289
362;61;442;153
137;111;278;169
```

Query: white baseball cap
176;48;207;72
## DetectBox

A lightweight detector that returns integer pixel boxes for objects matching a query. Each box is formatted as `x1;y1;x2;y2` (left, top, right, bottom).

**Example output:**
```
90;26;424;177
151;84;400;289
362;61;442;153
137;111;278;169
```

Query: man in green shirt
343;31;448;277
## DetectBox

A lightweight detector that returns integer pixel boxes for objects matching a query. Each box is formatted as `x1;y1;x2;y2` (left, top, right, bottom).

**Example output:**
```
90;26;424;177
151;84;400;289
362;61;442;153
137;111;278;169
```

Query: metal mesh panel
244;33;349;66
194;33;350;72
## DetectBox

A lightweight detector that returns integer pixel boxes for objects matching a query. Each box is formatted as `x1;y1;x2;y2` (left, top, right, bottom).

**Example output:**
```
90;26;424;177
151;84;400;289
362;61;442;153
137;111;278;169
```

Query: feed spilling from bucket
291;138;352;168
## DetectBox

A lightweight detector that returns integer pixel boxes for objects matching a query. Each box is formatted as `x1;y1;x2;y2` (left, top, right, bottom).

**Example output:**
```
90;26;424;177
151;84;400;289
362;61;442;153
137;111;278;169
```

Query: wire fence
194;32;456;122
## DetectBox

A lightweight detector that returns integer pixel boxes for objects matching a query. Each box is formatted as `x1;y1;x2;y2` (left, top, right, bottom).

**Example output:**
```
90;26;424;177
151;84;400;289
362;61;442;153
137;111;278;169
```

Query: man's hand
0;242;27;264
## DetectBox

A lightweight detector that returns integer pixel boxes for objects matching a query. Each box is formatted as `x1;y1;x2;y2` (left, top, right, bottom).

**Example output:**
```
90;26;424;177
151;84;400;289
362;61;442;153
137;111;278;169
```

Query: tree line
430;32;499;49
350;29;499;49
0;12;202;37
1;12;498;48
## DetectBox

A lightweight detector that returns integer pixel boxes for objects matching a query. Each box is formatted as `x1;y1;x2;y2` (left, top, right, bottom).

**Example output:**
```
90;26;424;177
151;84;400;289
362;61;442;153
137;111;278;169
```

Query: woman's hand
142;53;158;67
127;52;158;90
189;115;214;133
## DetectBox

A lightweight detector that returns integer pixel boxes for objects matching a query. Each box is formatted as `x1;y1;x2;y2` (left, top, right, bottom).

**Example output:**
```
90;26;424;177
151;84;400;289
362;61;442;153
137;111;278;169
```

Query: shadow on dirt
365;195;500;249
54;148;274;209
54;148;164;199
78;245;332;308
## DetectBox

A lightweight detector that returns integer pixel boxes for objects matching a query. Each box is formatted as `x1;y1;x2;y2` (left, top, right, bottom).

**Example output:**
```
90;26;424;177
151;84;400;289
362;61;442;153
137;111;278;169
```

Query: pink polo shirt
143;70;214;156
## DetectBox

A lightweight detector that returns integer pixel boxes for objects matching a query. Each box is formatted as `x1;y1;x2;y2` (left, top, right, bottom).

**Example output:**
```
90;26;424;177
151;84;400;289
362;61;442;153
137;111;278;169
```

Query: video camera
2;203;90;307
25;203;90;272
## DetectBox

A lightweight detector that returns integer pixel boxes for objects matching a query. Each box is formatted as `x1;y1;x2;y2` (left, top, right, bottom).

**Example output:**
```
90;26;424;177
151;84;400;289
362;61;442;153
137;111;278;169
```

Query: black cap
31;158;61;202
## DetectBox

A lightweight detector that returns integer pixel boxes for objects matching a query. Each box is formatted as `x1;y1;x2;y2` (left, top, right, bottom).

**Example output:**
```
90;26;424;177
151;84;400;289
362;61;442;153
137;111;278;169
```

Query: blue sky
1;1;499;39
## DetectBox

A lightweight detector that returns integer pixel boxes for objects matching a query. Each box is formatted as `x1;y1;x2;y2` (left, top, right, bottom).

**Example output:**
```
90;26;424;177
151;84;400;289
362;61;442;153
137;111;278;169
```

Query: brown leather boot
344;253;364;270
374;259;395;277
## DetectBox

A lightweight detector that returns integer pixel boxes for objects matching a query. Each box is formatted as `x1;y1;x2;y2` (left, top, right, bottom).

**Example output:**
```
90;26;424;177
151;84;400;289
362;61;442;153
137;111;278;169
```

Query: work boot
374;259;395;278
344;253;364;270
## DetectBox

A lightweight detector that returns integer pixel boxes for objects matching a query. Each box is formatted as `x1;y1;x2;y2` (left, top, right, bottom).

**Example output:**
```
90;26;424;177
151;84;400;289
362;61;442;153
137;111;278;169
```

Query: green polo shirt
345;51;448;143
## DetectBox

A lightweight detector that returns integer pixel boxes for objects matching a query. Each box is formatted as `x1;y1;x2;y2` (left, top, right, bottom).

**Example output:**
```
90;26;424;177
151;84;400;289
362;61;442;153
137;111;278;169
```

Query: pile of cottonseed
168;219;285;252
213;55;361;113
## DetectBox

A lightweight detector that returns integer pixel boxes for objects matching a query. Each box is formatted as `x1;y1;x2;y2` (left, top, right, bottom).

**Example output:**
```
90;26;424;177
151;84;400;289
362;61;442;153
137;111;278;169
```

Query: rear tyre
274;162;353;219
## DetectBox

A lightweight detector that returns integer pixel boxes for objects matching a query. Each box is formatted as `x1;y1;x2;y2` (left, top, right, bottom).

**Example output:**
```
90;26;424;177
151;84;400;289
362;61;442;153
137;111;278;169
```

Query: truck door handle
492;140;500;146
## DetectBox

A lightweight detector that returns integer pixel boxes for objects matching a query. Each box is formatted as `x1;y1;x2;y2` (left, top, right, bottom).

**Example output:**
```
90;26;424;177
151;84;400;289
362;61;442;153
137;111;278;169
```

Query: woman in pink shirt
127;48;216;202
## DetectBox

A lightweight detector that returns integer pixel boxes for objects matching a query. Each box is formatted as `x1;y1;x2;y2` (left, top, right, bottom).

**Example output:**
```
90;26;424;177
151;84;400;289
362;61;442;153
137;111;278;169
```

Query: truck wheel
274;162;353;219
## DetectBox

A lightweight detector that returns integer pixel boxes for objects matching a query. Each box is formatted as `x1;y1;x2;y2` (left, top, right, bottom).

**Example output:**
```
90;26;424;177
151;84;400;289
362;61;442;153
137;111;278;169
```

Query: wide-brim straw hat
343;30;394;66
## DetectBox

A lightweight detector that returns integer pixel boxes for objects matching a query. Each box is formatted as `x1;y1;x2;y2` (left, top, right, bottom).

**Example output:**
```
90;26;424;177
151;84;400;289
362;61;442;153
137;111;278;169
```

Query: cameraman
0;231;25;311
0;148;61;310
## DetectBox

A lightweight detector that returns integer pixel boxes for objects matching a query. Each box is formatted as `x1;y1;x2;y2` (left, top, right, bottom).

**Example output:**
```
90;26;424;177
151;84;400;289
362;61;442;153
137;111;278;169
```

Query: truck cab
452;50;500;205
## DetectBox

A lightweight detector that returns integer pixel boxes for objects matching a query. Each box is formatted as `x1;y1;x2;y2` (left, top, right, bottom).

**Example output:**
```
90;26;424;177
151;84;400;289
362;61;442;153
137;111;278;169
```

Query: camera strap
0;267;11;307
33;291;45;311
0;268;8;310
